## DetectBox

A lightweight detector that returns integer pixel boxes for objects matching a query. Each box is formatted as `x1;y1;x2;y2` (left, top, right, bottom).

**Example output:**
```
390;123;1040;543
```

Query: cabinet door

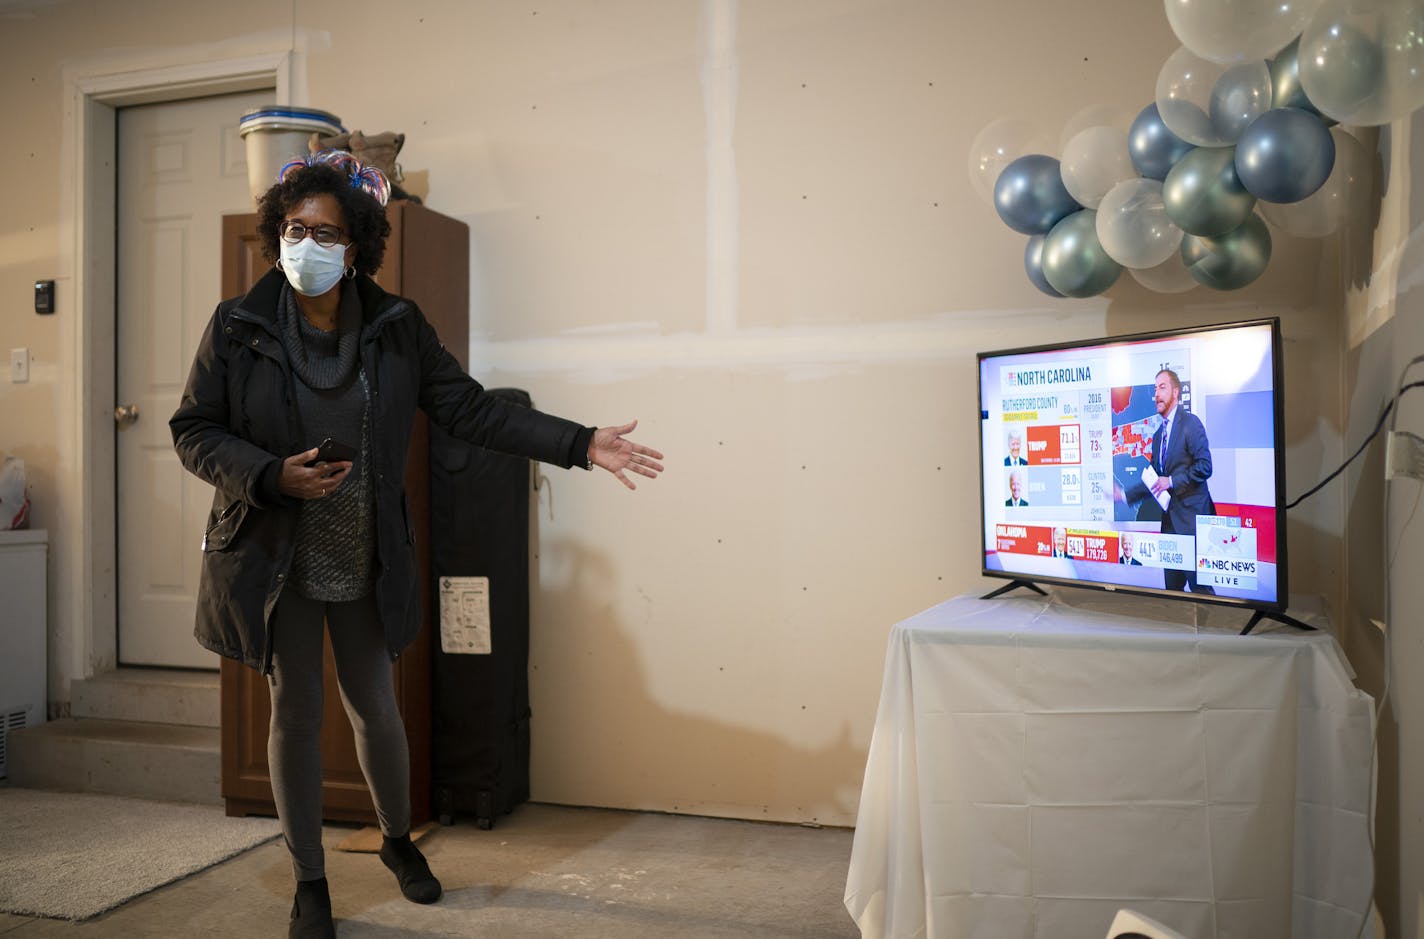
219;207;443;825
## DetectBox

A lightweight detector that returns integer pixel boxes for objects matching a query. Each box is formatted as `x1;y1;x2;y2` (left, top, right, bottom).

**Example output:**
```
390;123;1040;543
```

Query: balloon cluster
972;0;1417;298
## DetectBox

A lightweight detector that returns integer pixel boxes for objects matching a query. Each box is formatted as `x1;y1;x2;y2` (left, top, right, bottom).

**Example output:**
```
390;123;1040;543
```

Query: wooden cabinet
219;201;470;826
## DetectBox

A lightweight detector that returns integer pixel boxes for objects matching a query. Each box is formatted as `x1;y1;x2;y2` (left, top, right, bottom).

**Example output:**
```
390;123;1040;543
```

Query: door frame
63;47;294;685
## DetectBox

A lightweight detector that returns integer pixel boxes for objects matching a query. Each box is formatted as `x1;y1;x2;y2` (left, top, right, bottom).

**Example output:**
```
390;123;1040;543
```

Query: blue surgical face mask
279;237;348;297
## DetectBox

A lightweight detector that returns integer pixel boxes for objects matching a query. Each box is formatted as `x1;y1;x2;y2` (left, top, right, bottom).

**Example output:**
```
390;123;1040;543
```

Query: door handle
114;404;140;428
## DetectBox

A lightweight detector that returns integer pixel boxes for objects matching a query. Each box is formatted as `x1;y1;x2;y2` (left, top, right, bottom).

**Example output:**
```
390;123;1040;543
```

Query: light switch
11;348;29;383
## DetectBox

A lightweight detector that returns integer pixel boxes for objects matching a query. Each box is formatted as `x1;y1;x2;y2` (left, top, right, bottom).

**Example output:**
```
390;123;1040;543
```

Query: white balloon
1165;0;1322;65
1157;46;1272;146
1060;126;1137;210
1058;104;1132;155
1096;178;1186;269
1258;126;1371;237
969;119;1052;207
1130;252;1200;293
1298;0;1424;126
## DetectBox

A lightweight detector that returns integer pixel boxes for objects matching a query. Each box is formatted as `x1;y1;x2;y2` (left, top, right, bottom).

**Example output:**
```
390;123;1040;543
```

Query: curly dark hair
255;163;391;275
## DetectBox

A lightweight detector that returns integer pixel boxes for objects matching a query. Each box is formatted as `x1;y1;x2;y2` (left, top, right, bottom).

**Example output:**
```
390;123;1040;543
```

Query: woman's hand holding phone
279;442;354;501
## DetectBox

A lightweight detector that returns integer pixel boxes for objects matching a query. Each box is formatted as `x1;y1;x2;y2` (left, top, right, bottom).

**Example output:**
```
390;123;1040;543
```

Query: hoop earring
275;258;284;271
344;266;356;280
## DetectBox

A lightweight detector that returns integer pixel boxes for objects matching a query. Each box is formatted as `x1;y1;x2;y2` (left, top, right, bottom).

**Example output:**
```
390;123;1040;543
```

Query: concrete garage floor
0;803;860;937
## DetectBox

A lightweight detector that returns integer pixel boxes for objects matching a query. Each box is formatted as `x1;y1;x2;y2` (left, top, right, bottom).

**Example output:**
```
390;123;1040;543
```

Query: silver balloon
969;118;1052;208
1041;209;1123;298
1025;235;1065;298
1298;0;1424;127
1129;103;1196;180
1058;104;1131;155
1181;213;1273;290
1235;108;1336;203
1298;19;1384;123
1129;253;1200;293
1163;146;1257;236
1269;37;1333;122
1158;46;1272;147
1060;125;1136;209
1165;0;1318;65
1096;178;1184;269
994;154;1081;235
1209;62;1275;142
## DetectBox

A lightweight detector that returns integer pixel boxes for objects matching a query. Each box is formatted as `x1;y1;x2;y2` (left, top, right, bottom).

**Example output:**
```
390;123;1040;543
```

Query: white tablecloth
844;594;1375;939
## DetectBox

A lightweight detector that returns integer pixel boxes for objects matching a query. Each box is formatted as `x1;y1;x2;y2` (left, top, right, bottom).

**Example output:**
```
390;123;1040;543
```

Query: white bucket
239;106;345;202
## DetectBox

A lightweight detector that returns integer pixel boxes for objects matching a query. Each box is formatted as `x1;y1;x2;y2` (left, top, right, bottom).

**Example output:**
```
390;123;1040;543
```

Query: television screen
978;318;1286;610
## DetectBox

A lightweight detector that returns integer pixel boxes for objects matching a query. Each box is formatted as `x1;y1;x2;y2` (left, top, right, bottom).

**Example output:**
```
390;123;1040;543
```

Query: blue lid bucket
239;106;346;202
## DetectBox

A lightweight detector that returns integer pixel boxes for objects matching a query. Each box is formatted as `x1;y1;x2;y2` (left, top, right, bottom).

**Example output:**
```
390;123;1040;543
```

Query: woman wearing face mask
170;151;664;938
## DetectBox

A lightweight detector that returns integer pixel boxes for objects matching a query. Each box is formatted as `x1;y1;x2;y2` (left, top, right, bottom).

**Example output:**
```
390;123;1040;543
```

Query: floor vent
0;706;31;778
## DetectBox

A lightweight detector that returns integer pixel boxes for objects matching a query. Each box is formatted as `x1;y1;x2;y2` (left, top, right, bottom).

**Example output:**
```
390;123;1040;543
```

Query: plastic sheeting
844;594;1375;939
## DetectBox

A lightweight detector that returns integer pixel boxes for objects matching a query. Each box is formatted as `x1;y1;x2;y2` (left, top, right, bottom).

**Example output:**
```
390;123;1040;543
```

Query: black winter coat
170;268;591;674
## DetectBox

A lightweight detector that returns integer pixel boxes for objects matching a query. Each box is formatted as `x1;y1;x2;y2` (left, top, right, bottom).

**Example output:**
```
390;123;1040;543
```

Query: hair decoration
278;148;390;207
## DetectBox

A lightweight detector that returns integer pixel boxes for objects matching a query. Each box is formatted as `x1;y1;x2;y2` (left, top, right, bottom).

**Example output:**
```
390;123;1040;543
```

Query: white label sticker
439;576;492;654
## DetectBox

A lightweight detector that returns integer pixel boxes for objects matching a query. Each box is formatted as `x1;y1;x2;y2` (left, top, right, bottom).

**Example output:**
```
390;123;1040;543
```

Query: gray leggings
267;589;411;882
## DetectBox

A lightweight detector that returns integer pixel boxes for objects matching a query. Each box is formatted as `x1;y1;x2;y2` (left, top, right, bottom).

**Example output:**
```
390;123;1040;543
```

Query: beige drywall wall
1339;113;1423;938
0;0;1347;827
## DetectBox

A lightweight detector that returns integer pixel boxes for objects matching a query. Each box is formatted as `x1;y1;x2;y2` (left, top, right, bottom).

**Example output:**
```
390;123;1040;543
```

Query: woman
170;151;663;938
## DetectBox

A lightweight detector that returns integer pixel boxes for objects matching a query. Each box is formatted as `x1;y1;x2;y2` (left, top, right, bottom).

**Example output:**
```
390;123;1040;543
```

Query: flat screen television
978;317;1292;623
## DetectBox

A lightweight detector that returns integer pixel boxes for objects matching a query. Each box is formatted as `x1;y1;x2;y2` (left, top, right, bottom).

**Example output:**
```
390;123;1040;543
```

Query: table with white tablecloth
844;593;1375;939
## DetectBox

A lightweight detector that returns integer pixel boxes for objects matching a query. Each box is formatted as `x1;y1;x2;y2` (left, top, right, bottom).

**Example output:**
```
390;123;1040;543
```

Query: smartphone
308;436;358;467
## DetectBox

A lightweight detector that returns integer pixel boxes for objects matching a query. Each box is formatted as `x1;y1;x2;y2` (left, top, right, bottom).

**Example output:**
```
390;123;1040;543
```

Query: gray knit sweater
281;282;377;602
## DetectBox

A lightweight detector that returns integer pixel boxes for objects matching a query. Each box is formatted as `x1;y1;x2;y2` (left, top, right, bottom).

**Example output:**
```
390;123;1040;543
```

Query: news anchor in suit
1148;368;1215;593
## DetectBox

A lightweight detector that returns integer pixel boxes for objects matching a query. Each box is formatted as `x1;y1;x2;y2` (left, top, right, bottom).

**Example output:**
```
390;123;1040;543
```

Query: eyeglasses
280;221;347;248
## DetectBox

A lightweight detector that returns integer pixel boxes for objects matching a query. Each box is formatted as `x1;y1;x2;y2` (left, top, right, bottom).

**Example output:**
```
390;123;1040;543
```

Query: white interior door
116;89;271;669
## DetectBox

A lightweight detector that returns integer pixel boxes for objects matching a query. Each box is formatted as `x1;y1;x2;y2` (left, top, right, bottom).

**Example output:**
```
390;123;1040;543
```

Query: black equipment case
429;388;535;829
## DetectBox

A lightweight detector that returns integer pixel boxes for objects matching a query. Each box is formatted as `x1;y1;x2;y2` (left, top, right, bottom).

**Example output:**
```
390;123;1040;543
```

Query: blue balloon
1235;108;1336;203
1129;103;1195;180
1025;235;1065;297
994;154;1081;235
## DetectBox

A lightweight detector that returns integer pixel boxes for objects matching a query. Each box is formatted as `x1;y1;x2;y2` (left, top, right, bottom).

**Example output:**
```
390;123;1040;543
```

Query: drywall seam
470;306;1099;380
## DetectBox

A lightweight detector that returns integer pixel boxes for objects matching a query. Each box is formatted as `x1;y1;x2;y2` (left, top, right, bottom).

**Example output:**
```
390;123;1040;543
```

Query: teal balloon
1235;108;1335;203
1024;235;1064;297
994;154;1081;235
1163;146;1256;236
1181;213;1272;290
1041;210;1122;298
1269;37;1333;124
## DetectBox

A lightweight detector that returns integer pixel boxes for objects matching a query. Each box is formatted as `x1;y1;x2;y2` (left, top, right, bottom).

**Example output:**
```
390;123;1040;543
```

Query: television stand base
1240;609;1317;636
981;580;1048;600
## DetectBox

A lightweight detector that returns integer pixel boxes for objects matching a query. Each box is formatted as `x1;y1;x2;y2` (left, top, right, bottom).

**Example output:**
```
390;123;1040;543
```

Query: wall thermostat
34;280;55;315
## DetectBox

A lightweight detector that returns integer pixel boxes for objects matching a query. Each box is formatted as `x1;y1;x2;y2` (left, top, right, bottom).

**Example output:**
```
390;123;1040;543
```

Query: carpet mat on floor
0;787;281;920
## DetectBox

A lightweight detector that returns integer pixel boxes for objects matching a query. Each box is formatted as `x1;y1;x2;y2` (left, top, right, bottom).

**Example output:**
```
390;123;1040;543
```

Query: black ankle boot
379;833;442;904
289;877;336;939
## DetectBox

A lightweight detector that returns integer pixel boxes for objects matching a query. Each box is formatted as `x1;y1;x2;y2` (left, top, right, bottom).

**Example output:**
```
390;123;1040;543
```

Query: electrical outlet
9;348;28;383
1386;430;1424;480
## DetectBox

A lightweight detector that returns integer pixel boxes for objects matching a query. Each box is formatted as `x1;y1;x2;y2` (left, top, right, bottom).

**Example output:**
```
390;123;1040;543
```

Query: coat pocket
202;500;248;551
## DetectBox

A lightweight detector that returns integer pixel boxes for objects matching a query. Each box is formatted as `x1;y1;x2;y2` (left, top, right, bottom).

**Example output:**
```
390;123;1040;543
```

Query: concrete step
71;668;220;728
7;718;220;805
